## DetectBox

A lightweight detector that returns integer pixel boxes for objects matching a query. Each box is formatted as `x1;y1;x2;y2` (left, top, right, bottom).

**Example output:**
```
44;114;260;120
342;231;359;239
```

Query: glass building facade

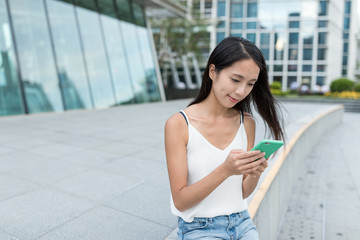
0;0;163;116
210;0;358;91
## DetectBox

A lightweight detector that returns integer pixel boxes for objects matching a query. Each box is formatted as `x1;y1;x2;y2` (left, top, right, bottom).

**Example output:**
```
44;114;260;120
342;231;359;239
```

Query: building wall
0;0;163;116
209;0;358;90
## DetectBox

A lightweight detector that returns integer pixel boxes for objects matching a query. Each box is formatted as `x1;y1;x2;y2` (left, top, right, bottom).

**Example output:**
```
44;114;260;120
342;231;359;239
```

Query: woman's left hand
247;159;268;177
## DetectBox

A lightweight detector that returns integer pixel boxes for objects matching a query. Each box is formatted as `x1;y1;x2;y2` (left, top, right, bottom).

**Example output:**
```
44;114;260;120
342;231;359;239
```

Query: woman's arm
165;113;263;212
242;113;268;199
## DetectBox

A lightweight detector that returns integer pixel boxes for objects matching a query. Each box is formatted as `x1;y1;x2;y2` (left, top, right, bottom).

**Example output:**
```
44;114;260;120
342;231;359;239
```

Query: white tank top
170;110;248;222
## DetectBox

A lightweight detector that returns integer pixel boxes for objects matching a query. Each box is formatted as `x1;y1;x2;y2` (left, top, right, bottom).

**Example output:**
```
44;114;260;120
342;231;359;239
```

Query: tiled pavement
0;99;358;240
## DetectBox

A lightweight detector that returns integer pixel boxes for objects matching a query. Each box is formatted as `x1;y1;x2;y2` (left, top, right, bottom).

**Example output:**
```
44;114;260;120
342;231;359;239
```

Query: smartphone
251;140;284;160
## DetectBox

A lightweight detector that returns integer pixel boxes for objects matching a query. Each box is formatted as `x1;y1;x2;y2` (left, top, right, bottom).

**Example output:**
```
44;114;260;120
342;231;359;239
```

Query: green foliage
354;83;360;92
270;81;282;90
330;78;355;92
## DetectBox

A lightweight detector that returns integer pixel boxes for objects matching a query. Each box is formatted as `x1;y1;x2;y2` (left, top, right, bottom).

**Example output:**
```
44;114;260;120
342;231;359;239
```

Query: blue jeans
177;210;259;240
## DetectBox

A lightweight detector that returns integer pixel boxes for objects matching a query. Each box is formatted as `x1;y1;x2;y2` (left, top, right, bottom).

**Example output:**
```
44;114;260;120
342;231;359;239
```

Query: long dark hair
189;36;285;141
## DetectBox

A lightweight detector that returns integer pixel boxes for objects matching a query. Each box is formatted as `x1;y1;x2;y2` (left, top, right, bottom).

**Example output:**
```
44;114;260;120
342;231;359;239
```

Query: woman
165;37;285;239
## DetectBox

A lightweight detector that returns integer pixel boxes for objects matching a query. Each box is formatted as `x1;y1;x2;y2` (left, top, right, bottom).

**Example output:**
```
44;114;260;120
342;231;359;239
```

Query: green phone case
251;140;284;159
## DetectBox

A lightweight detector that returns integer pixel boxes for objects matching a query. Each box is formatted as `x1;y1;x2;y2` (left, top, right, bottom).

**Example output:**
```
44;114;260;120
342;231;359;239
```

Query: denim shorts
177;210;259;240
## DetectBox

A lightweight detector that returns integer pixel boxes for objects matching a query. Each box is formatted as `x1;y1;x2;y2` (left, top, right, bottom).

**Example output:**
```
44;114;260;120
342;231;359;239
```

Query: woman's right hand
222;149;266;176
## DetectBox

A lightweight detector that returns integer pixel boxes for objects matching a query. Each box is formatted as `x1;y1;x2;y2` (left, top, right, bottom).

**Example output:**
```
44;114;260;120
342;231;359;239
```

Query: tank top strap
240;111;244;124
179;110;189;126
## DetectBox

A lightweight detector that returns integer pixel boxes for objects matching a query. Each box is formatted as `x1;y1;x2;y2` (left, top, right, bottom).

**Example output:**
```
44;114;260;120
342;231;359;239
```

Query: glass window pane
216;32;225;44
247;3;257;17
246;33;256;43
217;21;226;28
289;32;299;45
274;49;283;60
342;56;348;65
318;48;326;60
114;0;133;23
136;26;161;102
343;42;349;53
47;0;92;110
76;4;116;108
0;0;24;115
303;48;312;60
318;32;327;44
343;33;349;39
318;20;327;28
288;76;297;89
260;48;269;60
289;21;299;29
247;22;257;29
288;48;298;60
217;1;225;17
10;0;63;113
74;0;96;11
344;17;350;30
345;1;351;14
302;65;312;72
303;35;313;45
231;2;243;18
288;64;297;72
131;1;145;27
230;22;243;29
260;33;270;45
230;32;242;38
317;65;326;72
316;76;324;86
99;9;137;104
318;1;328;16
122;21;151;103
274;65;283;72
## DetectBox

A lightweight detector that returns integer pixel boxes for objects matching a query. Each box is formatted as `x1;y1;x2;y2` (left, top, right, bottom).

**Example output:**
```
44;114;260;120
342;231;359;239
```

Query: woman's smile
228;94;240;103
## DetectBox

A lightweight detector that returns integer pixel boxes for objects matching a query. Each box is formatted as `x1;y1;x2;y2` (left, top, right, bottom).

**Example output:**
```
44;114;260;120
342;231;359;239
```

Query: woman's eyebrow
232;73;257;82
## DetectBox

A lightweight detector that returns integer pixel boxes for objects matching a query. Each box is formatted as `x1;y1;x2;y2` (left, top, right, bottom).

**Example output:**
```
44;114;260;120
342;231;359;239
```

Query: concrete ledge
249;105;344;239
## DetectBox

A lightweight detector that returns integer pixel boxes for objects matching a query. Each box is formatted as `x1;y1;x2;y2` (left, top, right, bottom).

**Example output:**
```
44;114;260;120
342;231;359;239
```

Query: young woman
165;37;285;239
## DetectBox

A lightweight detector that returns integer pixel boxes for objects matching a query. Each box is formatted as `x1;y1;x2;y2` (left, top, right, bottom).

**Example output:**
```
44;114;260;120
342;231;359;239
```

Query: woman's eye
248;83;255;86
231;78;240;83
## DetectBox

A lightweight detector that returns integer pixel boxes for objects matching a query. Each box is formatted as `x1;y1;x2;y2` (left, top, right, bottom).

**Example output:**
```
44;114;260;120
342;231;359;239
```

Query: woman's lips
228;95;239;103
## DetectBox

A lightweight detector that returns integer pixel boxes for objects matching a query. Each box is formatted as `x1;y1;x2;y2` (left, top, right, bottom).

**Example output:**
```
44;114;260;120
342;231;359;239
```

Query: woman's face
209;58;260;108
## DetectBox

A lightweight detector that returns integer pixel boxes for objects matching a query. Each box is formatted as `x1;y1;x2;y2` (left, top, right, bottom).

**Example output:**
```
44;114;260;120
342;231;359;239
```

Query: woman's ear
209;64;216;81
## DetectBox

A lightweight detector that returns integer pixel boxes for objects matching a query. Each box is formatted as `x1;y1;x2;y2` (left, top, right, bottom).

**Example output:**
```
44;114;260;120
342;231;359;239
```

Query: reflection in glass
230;33;242;38
343;43;348;53
136;26;161;102
99;15;136;104
76;4;115;108
121;21;149;103
10;0;63;113
47;0;92;110
274;33;285;60
132;1;145;27
0;0;24;116
342;56;348;65
288;76;297;88
317;65;325;72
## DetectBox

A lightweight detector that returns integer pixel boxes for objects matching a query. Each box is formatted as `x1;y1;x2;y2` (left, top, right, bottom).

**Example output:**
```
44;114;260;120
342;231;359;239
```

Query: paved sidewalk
0;99;352;240
277;113;360;240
